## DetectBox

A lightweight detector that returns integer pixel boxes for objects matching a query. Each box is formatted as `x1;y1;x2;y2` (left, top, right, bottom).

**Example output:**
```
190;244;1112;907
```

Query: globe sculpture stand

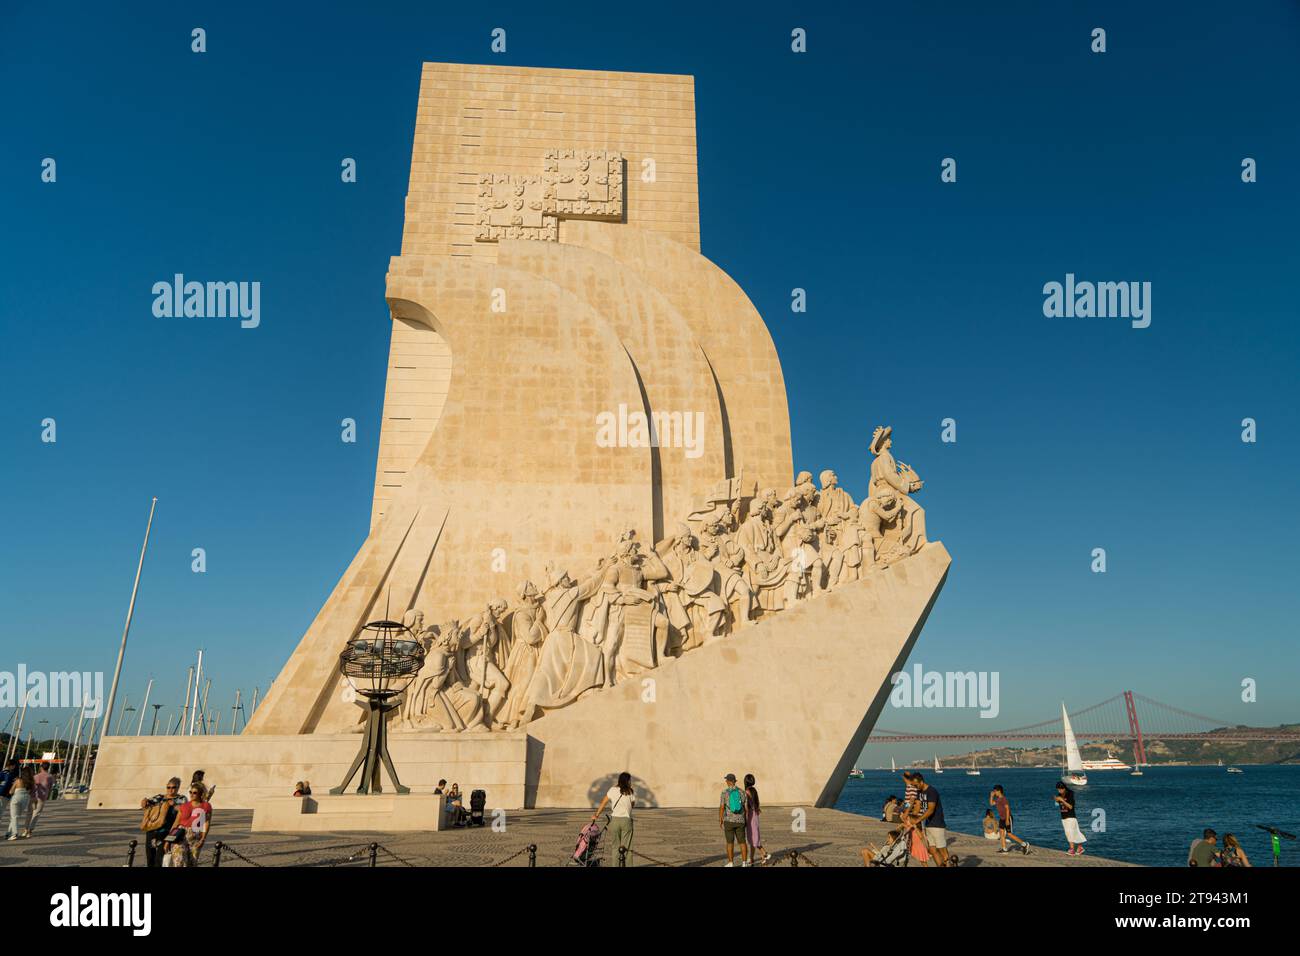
330;618;425;796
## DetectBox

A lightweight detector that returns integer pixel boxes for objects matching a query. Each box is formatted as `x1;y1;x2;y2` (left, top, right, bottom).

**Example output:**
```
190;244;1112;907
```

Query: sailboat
1061;701;1088;787
891;756;897;773
933;754;943;774
965;757;981;776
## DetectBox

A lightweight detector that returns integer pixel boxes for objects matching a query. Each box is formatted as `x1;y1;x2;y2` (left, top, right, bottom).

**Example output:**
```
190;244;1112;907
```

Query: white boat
933;754;943;774
1081;752;1131;771
1061;701;1088;787
848;768;864;779
965;757;981;776
890;756;897;773
1227;766;1244;774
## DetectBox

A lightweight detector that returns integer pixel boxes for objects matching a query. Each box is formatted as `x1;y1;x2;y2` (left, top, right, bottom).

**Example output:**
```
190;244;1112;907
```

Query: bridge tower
1124;690;1148;767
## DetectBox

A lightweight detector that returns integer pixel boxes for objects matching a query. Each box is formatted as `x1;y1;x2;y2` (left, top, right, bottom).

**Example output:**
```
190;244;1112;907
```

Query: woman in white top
592;771;636;865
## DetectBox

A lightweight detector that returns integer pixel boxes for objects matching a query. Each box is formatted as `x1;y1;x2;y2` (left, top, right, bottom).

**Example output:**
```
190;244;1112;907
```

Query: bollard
527;844;537;868
126;839;138;868
618;846;627;868
789;850;799;867
369;842;379;868
213;841;224;868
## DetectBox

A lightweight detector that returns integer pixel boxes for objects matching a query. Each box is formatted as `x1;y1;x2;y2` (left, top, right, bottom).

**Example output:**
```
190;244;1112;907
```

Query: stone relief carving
545;148;624;218
476;149;625;243
395;426;932;732
476;174;558;242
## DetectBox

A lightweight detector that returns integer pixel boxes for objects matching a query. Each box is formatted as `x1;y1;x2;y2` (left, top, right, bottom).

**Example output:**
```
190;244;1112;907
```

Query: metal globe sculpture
329;618;425;795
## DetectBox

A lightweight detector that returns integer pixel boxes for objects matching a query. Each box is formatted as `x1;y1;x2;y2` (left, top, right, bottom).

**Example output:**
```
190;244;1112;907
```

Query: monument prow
525;542;951;809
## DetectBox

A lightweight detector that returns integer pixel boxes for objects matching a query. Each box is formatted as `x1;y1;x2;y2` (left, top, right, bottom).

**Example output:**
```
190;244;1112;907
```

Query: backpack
140;799;170;832
726;787;745;815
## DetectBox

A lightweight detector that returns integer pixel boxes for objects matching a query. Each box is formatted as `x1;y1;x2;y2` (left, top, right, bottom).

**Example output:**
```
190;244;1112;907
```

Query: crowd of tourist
869;772;1049;866
2;758;56;841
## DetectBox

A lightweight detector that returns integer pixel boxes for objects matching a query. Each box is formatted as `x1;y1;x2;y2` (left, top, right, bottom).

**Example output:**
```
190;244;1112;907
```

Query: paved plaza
1;799;1127;868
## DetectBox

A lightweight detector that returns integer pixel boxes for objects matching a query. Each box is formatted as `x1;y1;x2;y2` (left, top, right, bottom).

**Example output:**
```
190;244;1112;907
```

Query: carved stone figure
776;483;826;598
783;524;821;604
699;519;756;630
580;537;669;685
823;513;865;587
461;603;511;727
817;469;856;525
527;564;605;712
737;489;788;613
404;621;488;732
655;523;727;654
500;581;547;729
868;426;927;554
861;492;912;568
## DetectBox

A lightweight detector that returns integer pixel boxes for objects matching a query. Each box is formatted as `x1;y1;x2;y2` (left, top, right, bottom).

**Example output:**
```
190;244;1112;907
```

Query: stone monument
88;63;950;815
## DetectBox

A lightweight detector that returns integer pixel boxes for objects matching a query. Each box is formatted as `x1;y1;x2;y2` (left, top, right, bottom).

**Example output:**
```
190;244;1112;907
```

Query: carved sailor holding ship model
868;425;928;556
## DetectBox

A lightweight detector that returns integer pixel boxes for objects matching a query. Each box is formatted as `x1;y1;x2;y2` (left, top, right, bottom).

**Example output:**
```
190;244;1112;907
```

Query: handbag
140;800;170;832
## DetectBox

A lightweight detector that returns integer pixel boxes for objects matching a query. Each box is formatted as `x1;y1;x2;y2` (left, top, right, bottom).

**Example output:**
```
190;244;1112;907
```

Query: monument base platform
251;794;446;832
88;732;527;810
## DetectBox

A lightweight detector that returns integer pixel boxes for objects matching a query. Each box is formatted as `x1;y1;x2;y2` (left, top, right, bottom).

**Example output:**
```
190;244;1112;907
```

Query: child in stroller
861;825;913;867
570;820;606;867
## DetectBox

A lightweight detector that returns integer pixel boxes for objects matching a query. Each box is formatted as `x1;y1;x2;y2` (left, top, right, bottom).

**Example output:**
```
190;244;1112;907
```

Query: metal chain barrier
488;844;533;867
628;848;680;867
211;841;265;868
374;844;429;867
296;844;378;868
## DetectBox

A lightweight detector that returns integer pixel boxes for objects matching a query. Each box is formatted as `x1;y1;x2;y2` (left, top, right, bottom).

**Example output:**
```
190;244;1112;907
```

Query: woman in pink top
744;774;768;864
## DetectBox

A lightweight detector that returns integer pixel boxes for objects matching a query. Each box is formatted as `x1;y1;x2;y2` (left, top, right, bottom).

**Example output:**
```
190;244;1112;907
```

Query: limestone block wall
371;318;453;528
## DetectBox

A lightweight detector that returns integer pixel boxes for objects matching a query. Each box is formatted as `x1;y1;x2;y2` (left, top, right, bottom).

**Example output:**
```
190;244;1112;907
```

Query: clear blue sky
2;2;1297;757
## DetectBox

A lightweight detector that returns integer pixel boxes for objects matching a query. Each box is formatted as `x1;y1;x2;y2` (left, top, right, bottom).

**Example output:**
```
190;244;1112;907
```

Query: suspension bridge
871;691;1300;764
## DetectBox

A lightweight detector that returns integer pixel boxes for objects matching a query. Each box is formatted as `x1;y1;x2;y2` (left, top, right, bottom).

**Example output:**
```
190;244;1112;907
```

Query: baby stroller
865;827;912;867
468;789;487;827
570;821;605;867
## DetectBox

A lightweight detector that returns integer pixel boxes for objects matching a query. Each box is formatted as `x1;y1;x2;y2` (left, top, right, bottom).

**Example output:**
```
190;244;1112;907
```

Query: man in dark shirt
0;757;17;823
913;773;951;867
1055;780;1087;856
989;784;1031;856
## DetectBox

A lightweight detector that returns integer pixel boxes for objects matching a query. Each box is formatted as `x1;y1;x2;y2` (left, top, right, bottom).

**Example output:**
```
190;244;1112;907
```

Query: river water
835;764;1300;866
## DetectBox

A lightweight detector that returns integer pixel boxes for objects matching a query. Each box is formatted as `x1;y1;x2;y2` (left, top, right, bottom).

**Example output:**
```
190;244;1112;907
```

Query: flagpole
189;650;204;735
136;678;153;736
6;696;28;764
98;497;157;750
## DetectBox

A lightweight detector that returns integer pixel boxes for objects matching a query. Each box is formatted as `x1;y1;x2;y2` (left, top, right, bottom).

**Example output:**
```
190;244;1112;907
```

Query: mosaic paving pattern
1;800;1129;868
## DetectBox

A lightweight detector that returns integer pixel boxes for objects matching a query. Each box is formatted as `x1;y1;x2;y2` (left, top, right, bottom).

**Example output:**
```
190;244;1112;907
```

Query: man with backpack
139;776;184;867
719;772;751;867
